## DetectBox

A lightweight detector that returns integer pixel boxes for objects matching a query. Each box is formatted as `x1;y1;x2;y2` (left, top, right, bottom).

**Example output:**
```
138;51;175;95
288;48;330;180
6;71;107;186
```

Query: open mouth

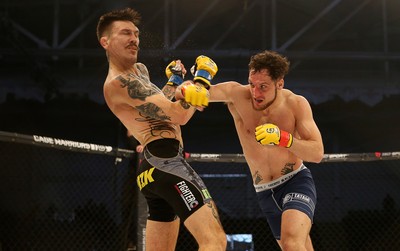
254;98;263;104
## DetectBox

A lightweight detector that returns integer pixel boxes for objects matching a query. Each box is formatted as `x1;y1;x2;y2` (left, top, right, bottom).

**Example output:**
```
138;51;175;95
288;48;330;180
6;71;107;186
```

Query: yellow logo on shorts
137;167;155;190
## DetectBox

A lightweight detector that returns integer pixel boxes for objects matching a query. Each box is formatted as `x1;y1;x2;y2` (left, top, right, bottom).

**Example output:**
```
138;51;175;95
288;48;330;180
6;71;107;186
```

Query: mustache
128;43;140;50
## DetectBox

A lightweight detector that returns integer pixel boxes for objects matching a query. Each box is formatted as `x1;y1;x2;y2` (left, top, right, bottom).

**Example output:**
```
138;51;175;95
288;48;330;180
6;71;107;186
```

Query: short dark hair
248;50;290;81
96;7;141;41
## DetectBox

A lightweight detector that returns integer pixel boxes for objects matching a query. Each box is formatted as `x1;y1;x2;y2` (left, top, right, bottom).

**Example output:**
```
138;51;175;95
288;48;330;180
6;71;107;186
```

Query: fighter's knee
202;239;226;251
280;238;303;251
211;231;227;249
199;230;226;250
218;231;227;249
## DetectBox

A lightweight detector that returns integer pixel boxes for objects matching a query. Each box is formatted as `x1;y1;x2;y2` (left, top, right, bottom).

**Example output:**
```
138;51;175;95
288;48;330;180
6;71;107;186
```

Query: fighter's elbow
178;118;190;126
173;113;192;126
312;148;324;163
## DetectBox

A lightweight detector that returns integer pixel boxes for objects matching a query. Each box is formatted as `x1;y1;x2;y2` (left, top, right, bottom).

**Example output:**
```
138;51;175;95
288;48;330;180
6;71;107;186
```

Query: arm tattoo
135;103;171;121
162;85;192;109
281;162;295;175
162;85;176;100
253;171;263;185
179;99;192;109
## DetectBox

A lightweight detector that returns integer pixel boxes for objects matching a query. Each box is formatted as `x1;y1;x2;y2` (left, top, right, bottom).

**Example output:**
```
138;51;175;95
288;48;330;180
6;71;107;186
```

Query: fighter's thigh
184;200;224;241
145;218;180;251
281;209;312;240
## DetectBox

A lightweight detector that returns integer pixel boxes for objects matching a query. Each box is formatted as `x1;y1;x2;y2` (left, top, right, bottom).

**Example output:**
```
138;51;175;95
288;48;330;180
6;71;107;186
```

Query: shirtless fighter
97;8;226;251
178;50;324;250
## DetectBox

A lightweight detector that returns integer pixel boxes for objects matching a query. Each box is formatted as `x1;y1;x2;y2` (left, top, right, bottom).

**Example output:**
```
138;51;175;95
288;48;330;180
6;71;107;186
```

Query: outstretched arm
208;81;242;103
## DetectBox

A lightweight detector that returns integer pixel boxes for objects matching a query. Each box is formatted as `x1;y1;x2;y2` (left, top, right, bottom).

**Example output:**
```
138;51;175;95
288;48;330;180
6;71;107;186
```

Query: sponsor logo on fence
33;135;112;153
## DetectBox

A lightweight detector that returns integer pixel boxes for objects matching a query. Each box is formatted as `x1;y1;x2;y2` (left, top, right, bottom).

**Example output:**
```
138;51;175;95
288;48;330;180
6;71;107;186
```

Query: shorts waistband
144;138;181;158
254;164;307;193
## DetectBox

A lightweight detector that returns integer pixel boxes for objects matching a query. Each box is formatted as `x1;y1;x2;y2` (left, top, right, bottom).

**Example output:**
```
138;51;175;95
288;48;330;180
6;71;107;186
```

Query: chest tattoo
136;109;176;138
135;103;171;121
117;73;161;101
117;67;177;139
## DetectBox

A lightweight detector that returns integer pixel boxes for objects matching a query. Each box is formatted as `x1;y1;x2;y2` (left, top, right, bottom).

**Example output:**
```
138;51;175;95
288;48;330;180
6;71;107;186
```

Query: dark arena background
1;0;400;250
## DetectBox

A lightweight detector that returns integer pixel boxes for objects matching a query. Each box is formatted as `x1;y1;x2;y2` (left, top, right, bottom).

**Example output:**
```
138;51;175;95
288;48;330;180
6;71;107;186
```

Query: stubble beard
251;87;277;111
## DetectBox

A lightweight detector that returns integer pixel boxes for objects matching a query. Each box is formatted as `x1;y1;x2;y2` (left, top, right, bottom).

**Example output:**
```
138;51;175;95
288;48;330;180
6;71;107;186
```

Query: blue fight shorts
254;164;317;240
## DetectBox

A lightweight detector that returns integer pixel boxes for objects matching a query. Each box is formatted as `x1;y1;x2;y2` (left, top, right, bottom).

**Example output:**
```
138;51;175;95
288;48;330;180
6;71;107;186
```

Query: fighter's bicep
297;118;321;143
294;97;321;141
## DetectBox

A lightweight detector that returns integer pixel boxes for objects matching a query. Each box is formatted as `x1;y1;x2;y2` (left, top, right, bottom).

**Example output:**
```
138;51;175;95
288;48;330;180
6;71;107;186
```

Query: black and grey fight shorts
254;164;317;240
137;138;212;222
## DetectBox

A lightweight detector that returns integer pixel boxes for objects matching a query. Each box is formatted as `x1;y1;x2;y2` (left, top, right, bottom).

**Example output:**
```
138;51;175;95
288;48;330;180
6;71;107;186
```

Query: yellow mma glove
255;123;293;148
165;60;185;86
180;81;209;107
191;55;218;89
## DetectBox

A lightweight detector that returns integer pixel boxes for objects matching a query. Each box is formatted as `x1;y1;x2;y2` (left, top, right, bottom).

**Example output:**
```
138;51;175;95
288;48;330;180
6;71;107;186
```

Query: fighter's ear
277;79;284;89
99;36;109;49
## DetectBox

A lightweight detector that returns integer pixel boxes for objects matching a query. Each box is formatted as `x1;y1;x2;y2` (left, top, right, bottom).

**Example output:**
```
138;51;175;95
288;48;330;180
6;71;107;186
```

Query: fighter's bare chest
257;110;284;126
239;107;293;135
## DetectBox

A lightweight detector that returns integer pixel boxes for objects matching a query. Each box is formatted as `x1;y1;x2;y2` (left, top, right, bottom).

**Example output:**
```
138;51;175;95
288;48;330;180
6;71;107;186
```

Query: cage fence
0;131;399;251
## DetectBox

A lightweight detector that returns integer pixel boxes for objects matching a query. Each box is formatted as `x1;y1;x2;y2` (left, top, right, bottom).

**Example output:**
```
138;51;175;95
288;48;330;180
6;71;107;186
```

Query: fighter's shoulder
103;72;132;98
104;73;127;89
217;81;247;92
103;74;120;89
228;82;251;99
283;89;311;108
135;62;149;75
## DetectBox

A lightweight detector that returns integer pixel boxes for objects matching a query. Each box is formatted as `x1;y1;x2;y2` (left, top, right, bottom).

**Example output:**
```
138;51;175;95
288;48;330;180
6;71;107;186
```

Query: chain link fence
0;136;136;251
179;160;400;251
1;132;400;250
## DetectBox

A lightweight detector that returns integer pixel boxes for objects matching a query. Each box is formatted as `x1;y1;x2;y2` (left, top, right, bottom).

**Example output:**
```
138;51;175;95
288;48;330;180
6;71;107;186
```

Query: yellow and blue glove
165;60;185;86
190;55;218;89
